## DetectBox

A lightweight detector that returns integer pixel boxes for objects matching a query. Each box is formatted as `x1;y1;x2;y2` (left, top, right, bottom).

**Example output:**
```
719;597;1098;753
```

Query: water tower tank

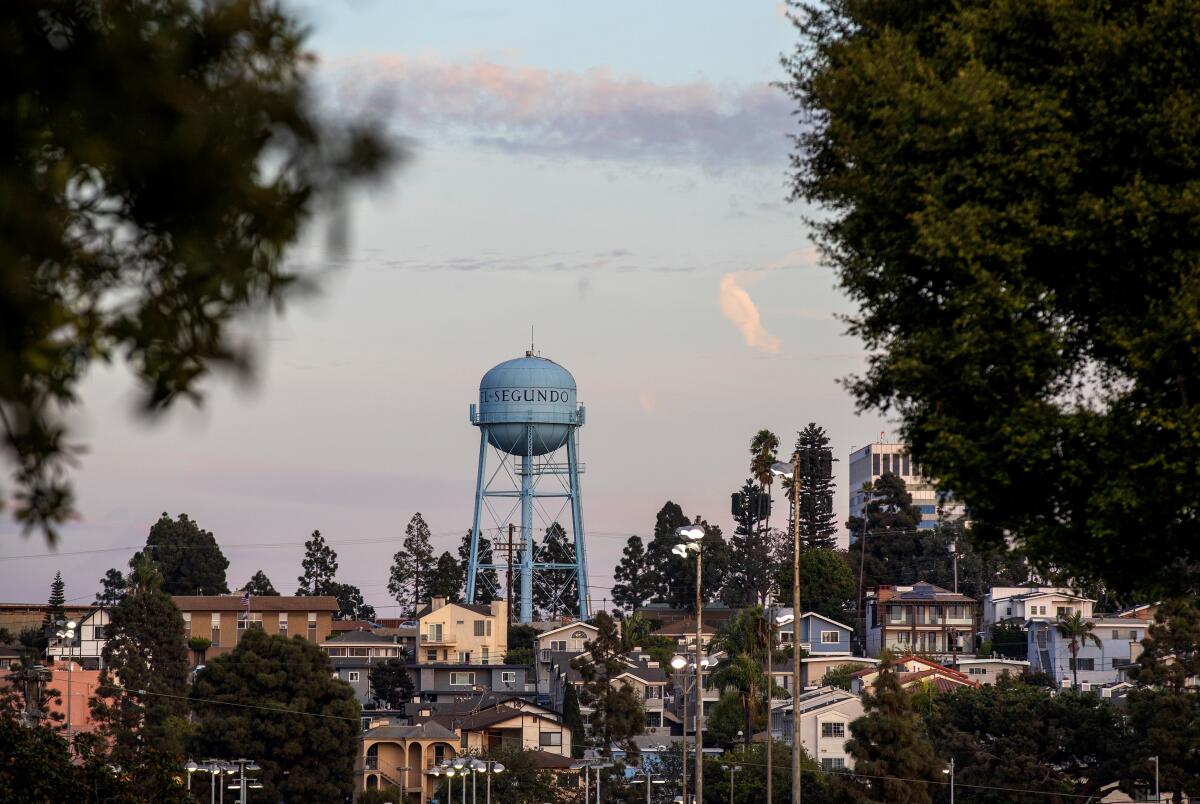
477;354;577;456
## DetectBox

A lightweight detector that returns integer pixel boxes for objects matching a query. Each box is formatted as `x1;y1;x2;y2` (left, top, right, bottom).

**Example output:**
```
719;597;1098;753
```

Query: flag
241;590;250;609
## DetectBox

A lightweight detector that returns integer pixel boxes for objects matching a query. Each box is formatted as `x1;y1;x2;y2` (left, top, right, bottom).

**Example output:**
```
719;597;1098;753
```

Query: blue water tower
465;351;590;622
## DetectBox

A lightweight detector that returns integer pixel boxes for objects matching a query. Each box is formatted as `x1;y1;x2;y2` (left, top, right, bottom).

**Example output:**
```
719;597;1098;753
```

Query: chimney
431;597;447;611
490;599;508;623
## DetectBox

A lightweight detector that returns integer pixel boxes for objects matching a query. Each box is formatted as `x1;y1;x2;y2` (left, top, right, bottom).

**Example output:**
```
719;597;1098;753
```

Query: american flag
241;590;250;609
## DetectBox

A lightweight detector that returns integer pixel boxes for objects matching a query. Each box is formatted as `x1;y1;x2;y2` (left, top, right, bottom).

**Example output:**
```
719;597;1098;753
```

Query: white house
773;687;864;772
983;587;1094;629
952;658;1030;684
1027;616;1150;687
46;608;112;670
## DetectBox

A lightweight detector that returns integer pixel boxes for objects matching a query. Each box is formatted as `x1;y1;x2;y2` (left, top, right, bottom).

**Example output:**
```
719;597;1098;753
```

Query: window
1056;607;1072;618
882;454;891;473
646;712;662;728
551;640;567;652
872;453;880;474
1112;629;1121;640
211;623;221;647
426;650;437;661
821;758;845;771
1069;658;1095;671
279;616;288;637
968;667;987;676
307;613;317;642
645;685;662;699
450;672;475;686
182;613;191;639
902;454;911;475
350;647;369;657
1038;606;1047;615
482;647;489;663
238;612;262;632
361;717;372;732
458;651;471;663
486;620;492;637
539;731;562;747
572;631;587;640
348;671;360;682
501;671;517;684
821;722;845;738
474;620;485;636
429;623;443;642
1129;630;1139;641
821;631;840;644
557;773;579;789
1006;606;1012;616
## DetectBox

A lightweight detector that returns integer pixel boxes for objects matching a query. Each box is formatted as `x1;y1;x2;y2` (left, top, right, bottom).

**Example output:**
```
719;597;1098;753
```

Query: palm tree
710;607;788;748
1056;611;1102;688
750;429;780;532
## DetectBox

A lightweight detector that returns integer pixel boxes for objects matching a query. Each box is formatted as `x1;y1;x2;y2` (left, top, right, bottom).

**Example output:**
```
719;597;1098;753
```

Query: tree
820;664;859;691
368;658;414;712
436;745;557;804
792;423;838;549
1132;597;1200;691
776;547;856;621
644;503;731;611
387;513;435;618
989;622;1028;660
785;0;1200;599
95;568;127;608
562;682;585;748
91;556;190;792
296;529;338;597
0;0;394;543
573;612;644;754
458;530;500;605
1056;612;1102;689
710;607;784;749
844;654;939;803
611;535;655;615
242;570;279;597
191;629;359;801
534;522;579;619
328;582;374;622
723;480;778;607
428;551;464;603
140;512;229;595
41;571;66;640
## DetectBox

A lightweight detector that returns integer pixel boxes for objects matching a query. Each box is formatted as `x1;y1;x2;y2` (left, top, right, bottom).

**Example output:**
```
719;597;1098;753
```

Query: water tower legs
519;427;535;623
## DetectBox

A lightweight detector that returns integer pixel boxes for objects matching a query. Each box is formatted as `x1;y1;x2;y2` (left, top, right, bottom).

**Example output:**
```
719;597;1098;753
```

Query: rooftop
171;595;338;612
875;582;975;604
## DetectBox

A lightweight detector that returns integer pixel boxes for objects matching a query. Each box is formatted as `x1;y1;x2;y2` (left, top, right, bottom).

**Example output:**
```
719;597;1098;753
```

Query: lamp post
631;758;666;804
453;758;467;804
722;764;742;804
943;757;955;804
765;591;773;804
185;760;199;792
671;655;690;804
54;620;77;748
675;521;706;804
771;458;803;804
479;759;504;804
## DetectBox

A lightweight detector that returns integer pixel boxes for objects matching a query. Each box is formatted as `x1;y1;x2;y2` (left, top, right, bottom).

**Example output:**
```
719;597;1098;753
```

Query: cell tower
465;351;590;623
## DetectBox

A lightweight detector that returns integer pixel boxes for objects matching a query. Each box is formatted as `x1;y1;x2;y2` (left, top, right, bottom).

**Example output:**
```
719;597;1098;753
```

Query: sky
0;1;893;615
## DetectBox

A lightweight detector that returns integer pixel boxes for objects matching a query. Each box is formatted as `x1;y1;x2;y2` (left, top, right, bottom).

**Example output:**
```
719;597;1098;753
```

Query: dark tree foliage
573;612;644;753
191;629;359;802
776;547;856;622
792;423;838;549
296;529;338;596
95;568;127;608
428;550;464;603
242;570;279;596
387;513;435;617
0;0;394;542
644;503;730;611
785;0;1200;598
508;624;538;653
91;557;190;791
723;480;777;607
845;654;939;803
989;622;1028;660
433;745;557;804
368;658;414;712
562;682;585;749
458;530;500;605
611;535;655;615
329;582;374;621
925;677;1126;803
845;473;921;544
1132;597;1200;691
534;522;579;619
139;512;229;595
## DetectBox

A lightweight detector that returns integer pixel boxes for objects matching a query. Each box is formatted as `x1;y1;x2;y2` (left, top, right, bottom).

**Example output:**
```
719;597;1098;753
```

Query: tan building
416;598;508;665
173;595;338;666
361;721;462;802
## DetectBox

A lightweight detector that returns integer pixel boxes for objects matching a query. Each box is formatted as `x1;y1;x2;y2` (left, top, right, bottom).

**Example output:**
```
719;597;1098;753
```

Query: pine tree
534;522;578;619
387;513;436;618
368;658;415;711
572;612;644;754
427;551;464;603
42;571;66;635
328;582;374;621
94;568;127;608
562;682;585;747
296;530;339;596
139;512;230;595
91;556;189;793
845;653;939;803
611;535;656;614
243;570;279;596
792;423;838;549
644;501;694;603
458;530;500;605
723;480;778;607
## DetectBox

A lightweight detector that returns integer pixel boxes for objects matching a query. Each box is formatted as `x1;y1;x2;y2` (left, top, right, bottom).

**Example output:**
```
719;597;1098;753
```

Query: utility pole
791;464;802;804
506;523;515;614
766;590;773;804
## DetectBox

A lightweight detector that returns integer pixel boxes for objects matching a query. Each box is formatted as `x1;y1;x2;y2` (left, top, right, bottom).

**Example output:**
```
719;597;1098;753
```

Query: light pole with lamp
54;619;77;747
479;759;504;803
674;521;706;804
452;758;467;804
722;763;742;804
670;655;690;804
943;757;955;804
630;756;667;804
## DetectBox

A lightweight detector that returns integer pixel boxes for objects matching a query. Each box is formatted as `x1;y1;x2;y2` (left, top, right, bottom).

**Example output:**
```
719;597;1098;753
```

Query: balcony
422;632;455;646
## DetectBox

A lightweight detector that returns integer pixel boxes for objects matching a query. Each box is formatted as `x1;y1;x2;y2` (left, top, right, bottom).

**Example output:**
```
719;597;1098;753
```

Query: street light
630;762;667;804
54;619;77;747
721;764;742;804
770;459;802;804
184;760;199;792
675;521;706;804
478;759;505;804
942;757;955;804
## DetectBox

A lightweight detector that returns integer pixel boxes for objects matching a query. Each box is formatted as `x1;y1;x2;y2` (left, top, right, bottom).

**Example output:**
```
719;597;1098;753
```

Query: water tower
465;351;590;623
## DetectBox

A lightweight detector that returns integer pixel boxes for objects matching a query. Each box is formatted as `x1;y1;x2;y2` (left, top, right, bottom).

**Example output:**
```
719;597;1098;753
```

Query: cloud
328;56;792;167
638;390;657;415
719;273;781;353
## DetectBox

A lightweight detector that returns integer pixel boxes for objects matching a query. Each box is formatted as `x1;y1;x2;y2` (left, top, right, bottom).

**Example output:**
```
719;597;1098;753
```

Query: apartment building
1027;616;1151;687
173;595;338;666
321;630;408;705
416;597;508;665
865;583;977;659
847;441;966;535
535;621;597;693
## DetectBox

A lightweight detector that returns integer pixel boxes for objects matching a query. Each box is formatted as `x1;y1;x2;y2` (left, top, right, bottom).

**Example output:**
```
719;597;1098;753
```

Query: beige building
416;598;508;665
172;595;338;666
361;721;462;802
777;687;865;772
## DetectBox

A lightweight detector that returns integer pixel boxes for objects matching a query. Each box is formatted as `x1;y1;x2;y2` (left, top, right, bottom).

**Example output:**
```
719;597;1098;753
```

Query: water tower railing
469;405;585;425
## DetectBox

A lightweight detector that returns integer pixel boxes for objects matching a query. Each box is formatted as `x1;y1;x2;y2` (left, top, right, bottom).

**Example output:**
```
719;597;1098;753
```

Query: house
772;687;865;772
849;655;978;695
640;602;738;651
360;720;462;801
173;595;339;666
774;610;871;690
411;662;536;709
416;598;508;665
865;583;977;659
535;621;597;692
1027;616;1151;687
321;630;408;705
46;607;112;670
610;654;670;732
0;603;92;636
983;587;1095;629
949;658;1029;684
428;700;573;757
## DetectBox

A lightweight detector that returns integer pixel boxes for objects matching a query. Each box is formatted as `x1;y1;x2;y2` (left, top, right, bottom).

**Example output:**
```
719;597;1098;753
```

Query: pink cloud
330;56;792;166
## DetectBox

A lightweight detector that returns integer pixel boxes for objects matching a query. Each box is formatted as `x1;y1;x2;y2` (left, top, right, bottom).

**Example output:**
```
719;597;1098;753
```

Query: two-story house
535;621;597;696
416;598;508;665
772;687;865;772
774;610;871;690
983;586;1095;629
321;630;409;705
865;583;977;659
46;607;112;670
173;595;339;667
1027;615;1151;687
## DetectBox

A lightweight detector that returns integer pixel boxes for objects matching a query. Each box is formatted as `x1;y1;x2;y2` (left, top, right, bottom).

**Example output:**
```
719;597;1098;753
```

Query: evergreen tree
137;512;229;595
243;570;279;596
94;568;127;608
368;658;414;711
572;612;644;754
643;501;692;602
723;480;777;607
776;547;856;621
561;683;585;748
644;502;731;610
296;529;338;596
457;530;500;605
387;513;435;618
328;582;374;621
611;535;655;614
844;654;939;803
427;551;464;603
191;628;359;802
534;522;579;619
41;571;66;637
1132;597;1200;691
791;423;838;549
91;556;189;790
